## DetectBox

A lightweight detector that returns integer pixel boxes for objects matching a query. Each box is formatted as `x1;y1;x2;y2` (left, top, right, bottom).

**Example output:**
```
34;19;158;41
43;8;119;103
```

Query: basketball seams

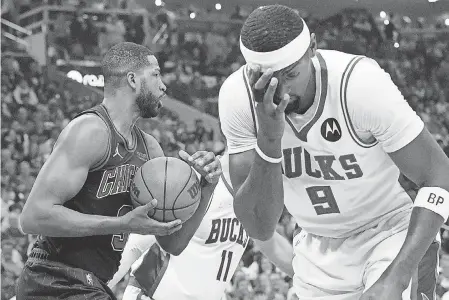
139;165;156;218
133;157;201;222
163;157;168;222
171;167;195;219
150;199;200;210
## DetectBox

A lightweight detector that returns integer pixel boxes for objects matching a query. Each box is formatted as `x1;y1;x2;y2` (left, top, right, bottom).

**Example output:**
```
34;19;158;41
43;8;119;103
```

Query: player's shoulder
54;113;109;162
219;65;248;100
318;49;383;86
138;129;164;158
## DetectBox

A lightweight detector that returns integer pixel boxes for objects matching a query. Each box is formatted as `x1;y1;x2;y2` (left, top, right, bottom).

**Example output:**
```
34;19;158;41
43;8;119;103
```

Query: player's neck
102;96;139;142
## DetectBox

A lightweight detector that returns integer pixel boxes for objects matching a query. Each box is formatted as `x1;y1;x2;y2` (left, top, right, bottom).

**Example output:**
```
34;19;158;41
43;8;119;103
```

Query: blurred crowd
2;3;449;300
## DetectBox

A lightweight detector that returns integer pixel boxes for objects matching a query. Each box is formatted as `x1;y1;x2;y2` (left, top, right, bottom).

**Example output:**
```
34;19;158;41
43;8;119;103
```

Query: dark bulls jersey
36;104;151;282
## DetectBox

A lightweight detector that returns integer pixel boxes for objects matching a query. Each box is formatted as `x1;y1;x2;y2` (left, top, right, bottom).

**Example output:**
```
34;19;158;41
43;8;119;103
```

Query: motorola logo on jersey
321;118;342;142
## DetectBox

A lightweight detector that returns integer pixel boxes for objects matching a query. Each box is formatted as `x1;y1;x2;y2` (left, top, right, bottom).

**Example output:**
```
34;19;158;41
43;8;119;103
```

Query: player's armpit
20;115;125;237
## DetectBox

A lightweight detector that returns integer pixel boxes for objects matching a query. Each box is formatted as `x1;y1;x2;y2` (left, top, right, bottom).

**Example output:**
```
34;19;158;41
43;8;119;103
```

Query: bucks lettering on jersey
131;154;249;300
242;50;413;238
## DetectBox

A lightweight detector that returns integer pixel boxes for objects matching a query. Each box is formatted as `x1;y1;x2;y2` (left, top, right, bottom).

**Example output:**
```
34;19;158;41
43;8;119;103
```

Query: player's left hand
359;271;408;300
179;150;222;184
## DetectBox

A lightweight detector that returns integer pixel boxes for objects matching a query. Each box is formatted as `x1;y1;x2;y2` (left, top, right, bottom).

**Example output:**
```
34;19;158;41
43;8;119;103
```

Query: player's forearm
386;208;444;286
157;178;216;256
20;204;128;237
235;137;284;241
254;232;294;277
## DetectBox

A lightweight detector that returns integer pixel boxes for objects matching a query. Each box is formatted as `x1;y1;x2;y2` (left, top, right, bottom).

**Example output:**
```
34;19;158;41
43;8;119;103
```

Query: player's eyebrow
275;60;300;76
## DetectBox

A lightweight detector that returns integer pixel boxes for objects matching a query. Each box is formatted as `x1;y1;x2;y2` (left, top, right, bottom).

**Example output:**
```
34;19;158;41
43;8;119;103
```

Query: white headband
240;19;311;72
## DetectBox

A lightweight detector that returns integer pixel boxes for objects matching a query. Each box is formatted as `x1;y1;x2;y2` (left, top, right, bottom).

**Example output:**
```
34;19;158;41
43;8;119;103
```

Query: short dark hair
102;42;154;89
240;5;304;52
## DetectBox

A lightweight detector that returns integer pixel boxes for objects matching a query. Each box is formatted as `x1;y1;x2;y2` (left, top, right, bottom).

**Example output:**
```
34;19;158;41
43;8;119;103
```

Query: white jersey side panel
219;50;423;238
130;154;249;300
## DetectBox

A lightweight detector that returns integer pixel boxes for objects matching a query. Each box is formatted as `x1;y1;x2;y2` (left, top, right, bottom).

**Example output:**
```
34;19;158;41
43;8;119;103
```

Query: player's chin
141;106;160;119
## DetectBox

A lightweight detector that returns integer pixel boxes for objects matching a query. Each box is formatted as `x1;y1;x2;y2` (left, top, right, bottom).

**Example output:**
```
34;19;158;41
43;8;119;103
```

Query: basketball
130;157;201;223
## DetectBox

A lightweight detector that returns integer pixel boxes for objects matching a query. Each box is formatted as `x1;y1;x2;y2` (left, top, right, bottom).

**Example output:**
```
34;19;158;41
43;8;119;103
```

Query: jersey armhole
89;113;112;172
136;127;152;160
340;56;378;149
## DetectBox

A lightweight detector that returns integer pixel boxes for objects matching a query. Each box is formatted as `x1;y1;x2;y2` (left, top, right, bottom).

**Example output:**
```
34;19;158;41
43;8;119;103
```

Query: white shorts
292;209;439;300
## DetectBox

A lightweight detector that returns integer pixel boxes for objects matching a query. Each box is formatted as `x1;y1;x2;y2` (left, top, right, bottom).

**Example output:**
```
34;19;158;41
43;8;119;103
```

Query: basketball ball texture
130;157;201;223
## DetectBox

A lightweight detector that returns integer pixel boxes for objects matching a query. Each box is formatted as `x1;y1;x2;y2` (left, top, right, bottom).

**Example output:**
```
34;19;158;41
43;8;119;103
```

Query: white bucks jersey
228;50;421;238
131;154;249;300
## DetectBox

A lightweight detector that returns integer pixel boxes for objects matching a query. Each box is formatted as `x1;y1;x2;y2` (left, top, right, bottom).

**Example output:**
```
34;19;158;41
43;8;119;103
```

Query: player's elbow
235;210;275;241
239;219;275;241
19;211;37;234
20;205;50;235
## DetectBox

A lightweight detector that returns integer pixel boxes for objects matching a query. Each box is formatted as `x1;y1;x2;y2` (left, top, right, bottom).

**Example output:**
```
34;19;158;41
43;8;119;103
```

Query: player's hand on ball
123;200;183;235
248;64;289;141
179;150;222;184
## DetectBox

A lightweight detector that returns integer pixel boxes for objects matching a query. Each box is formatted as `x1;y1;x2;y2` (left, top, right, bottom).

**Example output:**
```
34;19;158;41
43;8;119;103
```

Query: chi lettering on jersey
97;164;138;198
282;146;363;180
205;217;249;248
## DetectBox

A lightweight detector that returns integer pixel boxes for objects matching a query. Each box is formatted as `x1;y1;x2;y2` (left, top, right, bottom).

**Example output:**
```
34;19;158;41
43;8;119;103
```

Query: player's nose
160;81;167;93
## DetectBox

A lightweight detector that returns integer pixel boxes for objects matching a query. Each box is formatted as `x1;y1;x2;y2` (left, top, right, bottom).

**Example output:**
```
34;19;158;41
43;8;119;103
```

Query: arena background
1;0;449;299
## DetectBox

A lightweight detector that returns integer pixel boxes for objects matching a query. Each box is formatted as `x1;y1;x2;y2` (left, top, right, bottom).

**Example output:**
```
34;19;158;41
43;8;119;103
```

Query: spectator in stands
13;78;38;107
99;13;126;54
230;5;244;20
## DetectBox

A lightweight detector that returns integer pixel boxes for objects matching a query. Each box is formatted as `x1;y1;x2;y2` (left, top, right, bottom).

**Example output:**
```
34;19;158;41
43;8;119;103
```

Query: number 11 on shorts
216;250;233;281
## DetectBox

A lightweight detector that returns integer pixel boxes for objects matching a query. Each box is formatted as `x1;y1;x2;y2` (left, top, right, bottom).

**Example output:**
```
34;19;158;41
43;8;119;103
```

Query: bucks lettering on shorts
205;217;249;248
282;146;363;180
97;164;138;198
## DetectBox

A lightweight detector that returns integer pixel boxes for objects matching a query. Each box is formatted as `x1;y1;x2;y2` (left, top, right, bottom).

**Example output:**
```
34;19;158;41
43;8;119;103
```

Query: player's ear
126;72;137;90
309;33;317;57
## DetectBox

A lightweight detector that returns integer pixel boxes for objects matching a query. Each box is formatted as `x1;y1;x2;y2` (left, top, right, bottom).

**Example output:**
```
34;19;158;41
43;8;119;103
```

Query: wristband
255;145;283;164
414;187;449;221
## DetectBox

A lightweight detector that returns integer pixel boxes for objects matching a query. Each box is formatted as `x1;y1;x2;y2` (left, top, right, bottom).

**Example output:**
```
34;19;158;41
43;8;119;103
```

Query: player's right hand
248;65;290;141
122;200;183;236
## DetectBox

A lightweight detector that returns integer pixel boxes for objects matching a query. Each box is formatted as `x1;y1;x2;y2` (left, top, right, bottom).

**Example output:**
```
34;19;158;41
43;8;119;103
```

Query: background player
108;151;294;300
218;5;449;300
16;42;221;300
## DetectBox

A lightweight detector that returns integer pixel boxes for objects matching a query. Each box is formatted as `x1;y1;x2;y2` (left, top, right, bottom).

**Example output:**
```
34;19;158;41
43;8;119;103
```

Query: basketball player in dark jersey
16;42;222;300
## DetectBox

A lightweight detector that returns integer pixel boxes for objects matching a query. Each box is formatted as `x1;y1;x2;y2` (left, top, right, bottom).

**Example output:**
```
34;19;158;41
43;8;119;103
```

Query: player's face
135;55;167;118
275;52;313;106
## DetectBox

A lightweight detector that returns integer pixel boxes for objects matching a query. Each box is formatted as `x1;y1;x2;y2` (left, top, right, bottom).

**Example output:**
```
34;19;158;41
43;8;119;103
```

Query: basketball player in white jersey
108;152;294;300
218;5;449;300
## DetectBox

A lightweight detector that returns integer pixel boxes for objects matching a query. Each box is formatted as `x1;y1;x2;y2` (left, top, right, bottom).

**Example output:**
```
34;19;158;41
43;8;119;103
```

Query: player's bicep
25;116;109;209
29;146;89;206
229;149;255;193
